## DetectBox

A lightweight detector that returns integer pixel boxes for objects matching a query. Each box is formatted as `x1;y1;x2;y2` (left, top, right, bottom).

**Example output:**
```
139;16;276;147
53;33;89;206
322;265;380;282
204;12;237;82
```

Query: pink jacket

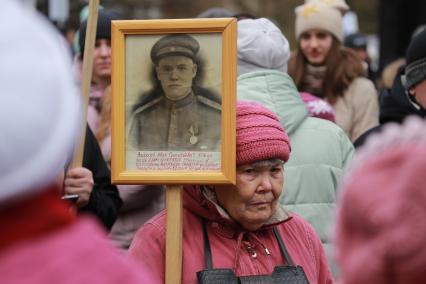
129;186;333;284
0;218;154;284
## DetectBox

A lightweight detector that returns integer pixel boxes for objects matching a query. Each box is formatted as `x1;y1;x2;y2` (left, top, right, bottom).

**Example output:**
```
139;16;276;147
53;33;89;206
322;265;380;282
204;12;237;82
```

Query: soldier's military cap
150;34;200;64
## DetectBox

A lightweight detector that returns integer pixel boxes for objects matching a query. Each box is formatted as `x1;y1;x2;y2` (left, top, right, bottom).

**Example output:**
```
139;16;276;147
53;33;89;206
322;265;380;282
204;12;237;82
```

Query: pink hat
300;92;335;122
236;101;291;166
335;117;426;284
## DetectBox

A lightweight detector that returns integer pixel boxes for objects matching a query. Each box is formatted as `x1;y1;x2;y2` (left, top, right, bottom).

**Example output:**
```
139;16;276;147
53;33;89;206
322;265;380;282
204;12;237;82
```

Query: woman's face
215;160;284;231
299;29;333;65
92;39;112;83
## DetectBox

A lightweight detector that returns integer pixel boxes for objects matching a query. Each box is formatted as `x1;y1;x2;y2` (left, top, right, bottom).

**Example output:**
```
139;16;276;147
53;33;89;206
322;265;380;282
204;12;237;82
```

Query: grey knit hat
237;18;290;76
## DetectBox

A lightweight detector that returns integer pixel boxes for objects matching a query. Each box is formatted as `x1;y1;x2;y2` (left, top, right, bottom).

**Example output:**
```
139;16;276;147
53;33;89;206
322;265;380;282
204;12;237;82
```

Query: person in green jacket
236;17;354;275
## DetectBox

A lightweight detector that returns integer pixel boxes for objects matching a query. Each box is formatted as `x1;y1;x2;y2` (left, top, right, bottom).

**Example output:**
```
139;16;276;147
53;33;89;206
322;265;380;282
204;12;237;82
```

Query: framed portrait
111;18;237;185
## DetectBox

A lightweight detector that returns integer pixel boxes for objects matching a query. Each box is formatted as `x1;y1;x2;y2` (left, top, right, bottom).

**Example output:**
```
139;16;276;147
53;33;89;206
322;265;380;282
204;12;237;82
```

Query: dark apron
197;222;310;284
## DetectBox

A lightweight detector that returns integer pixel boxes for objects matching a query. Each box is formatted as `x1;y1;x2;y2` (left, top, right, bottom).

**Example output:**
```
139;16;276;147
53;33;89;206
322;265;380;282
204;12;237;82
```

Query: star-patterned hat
305;0;350;15
295;2;343;42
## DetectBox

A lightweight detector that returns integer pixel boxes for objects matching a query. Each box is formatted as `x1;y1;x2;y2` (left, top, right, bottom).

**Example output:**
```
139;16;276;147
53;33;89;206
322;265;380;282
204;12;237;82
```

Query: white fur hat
295;2;343;42
237;18;290;76
0;1;80;202
305;0;350;15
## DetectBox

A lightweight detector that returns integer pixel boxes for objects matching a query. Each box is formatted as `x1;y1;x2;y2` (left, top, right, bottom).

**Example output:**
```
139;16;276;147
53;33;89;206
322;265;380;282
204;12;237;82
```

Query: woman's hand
64;167;94;208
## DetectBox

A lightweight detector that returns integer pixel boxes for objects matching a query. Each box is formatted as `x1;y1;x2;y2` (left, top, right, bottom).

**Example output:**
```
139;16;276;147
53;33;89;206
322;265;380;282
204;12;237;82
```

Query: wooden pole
165;185;183;284
71;0;100;168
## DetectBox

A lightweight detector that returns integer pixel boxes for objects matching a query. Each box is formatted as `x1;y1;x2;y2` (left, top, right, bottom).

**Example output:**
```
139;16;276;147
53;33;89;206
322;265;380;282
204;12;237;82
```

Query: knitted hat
79;9;120;57
295;2;343;42
305;0;350;15
237;18;290;76
150;34;200;65
300;92;335;122
0;1;80;202
344;32;368;49
404;28;426;90
336;117;426;284
236;101;291;166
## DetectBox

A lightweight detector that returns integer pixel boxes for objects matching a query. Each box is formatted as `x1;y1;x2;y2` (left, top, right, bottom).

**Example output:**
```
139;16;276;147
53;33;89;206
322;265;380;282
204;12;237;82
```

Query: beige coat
333;77;379;141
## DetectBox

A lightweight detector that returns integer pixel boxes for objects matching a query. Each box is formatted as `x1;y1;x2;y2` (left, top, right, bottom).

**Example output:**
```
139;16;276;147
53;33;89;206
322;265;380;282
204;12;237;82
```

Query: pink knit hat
335;117;426;284
236;101;291;166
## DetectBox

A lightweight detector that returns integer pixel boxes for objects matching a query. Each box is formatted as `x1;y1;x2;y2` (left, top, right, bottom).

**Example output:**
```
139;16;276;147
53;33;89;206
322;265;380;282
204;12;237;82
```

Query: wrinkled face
409;79;426;108
299;29;333;65
92;39;111;82
155;56;197;101
215;160;284;231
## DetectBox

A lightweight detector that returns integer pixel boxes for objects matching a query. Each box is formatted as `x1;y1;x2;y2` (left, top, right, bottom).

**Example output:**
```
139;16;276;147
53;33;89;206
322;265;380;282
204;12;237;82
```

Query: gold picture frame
111;18;236;185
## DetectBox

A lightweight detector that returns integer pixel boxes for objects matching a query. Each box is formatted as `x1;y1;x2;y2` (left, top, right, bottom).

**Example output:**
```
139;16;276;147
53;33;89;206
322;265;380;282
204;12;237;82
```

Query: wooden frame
111;18;237;185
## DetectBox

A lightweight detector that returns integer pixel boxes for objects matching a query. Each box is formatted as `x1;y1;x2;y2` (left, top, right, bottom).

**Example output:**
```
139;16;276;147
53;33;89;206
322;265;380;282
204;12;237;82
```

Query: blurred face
354;48;368;62
299;29;333;65
409;79;426;108
92;39;111;83
156;56;197;101
215;160;284;231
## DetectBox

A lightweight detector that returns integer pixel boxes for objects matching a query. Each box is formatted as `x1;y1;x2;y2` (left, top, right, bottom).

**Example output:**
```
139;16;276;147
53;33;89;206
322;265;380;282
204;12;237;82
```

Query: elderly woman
129;102;333;283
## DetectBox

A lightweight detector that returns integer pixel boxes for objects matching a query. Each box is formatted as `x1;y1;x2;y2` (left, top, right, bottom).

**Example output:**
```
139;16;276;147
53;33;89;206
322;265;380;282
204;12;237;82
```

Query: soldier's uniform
127;34;221;151
127;90;221;151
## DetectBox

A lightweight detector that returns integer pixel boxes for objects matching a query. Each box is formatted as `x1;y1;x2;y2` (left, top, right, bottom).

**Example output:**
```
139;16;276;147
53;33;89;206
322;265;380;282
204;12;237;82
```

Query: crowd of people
2;0;426;283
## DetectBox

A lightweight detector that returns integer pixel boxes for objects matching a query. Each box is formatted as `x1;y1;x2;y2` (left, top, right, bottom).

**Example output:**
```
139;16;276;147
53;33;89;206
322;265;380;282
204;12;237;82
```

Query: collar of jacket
381;70;426;123
183;185;291;239
0;185;76;251
162;90;196;109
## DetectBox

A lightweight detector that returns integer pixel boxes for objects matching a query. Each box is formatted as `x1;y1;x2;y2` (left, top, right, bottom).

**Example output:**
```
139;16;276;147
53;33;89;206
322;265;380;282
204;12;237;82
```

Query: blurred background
27;0;426;76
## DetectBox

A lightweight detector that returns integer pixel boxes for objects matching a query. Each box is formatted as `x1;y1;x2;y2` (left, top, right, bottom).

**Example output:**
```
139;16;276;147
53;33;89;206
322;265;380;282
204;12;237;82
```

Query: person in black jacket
354;29;426;148
64;126;122;230
65;8;122;230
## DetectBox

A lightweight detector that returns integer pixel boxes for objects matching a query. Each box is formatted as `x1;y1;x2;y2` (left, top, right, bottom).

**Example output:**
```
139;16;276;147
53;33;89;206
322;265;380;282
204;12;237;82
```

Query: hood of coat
379;68;426;124
183;185;290;234
237;71;308;136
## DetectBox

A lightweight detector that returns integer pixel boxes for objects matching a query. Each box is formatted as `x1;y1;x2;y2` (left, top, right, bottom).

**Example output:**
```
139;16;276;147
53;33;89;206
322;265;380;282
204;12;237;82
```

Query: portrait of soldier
127;34;221;151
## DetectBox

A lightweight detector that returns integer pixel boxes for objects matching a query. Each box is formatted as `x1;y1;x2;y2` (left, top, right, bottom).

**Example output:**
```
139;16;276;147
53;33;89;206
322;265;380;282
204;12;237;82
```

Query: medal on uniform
188;125;198;145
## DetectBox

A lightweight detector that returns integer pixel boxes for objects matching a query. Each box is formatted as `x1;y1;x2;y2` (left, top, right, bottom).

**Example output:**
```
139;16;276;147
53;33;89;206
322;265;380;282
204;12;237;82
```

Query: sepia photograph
126;33;222;163
111;18;236;184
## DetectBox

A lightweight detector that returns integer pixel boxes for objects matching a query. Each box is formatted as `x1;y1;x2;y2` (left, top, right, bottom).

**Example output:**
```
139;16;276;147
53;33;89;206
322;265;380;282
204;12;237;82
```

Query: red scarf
0;185;76;251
